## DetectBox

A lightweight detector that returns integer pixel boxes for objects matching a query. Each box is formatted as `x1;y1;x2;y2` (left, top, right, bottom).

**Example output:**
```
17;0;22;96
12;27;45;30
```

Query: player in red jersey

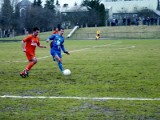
50;27;59;48
52;27;59;34
20;27;47;78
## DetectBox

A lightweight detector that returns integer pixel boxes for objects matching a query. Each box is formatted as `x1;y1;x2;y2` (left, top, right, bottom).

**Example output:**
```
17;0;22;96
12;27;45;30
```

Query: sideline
1;95;160;101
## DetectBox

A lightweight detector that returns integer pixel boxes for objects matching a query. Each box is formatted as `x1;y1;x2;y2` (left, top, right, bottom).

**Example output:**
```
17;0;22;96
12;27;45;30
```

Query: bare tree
24;6;57;32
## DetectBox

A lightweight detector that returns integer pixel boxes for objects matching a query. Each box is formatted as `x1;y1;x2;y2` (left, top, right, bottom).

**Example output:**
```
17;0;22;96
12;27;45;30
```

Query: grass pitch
0;39;160;119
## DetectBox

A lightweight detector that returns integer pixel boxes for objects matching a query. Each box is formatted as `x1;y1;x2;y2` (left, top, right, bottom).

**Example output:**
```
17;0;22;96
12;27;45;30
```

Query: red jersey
50;30;59;48
53;30;59;34
23;34;40;53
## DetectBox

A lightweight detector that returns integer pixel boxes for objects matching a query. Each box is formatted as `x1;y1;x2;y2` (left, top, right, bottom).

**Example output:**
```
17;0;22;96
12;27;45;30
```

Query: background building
101;0;160;26
102;0;158;13
17;0;32;16
102;0;159;18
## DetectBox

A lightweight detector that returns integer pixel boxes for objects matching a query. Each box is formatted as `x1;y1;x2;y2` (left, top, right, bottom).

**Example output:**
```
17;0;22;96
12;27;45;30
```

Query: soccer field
0;39;160;119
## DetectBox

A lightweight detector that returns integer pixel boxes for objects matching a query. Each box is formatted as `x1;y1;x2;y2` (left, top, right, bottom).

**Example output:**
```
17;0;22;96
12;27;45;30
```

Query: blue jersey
48;34;66;52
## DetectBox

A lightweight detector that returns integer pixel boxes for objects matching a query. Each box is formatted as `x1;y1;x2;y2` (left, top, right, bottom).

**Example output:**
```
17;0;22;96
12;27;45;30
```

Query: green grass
1;26;160;40
72;26;160;39
0;39;160;119
0;29;72;41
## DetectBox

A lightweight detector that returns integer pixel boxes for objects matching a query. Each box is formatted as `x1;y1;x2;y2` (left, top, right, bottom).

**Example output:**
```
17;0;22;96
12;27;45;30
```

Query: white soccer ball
63;69;71;76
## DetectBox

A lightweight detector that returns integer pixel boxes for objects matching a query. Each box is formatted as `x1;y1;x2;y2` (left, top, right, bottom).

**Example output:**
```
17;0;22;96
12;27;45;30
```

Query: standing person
96;30;100;40
46;28;70;74
20;27;47;78
52;27;59;34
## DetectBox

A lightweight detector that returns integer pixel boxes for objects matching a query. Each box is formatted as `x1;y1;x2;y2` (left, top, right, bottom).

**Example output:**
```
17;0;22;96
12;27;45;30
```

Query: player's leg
25;57;37;71
20;52;37;77
52;52;64;72
97;34;100;39
96;35;98;40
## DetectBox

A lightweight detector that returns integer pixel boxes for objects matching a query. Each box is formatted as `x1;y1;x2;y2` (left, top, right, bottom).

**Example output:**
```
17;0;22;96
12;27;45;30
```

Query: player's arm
37;40;47;48
38;45;47;48
61;44;70;55
21;36;30;52
46;35;55;42
21;40;26;52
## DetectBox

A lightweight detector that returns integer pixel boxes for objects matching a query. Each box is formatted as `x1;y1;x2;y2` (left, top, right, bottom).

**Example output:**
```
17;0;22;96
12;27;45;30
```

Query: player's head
33;27;40;36
59;28;64;35
55;27;59;31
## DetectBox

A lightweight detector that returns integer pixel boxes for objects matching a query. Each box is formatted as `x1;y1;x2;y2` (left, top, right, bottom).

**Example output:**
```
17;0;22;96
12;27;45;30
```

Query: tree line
0;0;106;37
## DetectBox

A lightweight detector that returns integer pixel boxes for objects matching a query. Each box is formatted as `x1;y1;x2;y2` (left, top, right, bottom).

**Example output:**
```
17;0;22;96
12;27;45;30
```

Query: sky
0;0;82;9
30;0;82;7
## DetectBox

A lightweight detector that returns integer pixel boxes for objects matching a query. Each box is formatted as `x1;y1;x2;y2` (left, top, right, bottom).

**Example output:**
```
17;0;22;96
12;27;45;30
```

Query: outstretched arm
46;39;50;43
46;35;55;43
64;51;70;55
38;41;47;48
21;40;26;52
61;44;70;55
38;45;47;48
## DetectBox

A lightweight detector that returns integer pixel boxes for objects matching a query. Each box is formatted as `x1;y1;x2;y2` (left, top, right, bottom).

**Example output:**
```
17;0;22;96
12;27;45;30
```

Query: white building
102;0;159;18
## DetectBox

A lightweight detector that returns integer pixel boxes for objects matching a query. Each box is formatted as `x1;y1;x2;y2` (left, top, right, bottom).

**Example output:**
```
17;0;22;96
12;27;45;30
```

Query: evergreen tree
32;0;37;7
44;0;55;11
56;0;60;6
1;0;13;29
98;3;106;26
158;0;160;10
12;4;20;32
82;0;106;26
37;0;42;7
74;2;78;6
32;0;42;7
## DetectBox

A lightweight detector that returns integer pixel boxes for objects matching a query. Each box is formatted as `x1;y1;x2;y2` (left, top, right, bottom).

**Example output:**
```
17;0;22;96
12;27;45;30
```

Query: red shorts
26;51;35;61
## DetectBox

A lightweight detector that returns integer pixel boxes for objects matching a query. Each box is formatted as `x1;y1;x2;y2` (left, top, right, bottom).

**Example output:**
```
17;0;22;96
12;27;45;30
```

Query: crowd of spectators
108;16;160;26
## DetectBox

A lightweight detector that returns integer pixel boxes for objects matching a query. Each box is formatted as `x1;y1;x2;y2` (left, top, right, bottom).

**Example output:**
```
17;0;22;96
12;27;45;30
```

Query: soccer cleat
20;69;29;78
24;69;29;77
20;73;26;78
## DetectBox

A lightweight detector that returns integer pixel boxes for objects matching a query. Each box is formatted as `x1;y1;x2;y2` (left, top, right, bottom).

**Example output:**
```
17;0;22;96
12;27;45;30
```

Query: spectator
146;17;150;26
127;17;131;26
154;17;158;25
150;17;154;25
115;19;118;26
123;17;126;26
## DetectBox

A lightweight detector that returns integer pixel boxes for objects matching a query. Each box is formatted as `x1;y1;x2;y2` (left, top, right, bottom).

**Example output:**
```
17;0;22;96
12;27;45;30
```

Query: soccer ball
63;69;71;76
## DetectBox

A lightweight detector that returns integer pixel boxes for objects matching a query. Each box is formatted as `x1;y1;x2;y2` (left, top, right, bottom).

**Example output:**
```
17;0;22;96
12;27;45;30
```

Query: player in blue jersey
46;28;70;74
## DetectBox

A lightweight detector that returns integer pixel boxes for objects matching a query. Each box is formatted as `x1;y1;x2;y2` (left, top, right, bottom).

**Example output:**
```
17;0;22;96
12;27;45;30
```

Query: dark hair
60;28;64;30
33;27;39;31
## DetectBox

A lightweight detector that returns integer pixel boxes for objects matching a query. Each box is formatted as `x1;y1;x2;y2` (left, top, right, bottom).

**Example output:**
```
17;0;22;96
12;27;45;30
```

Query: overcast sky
30;0;82;7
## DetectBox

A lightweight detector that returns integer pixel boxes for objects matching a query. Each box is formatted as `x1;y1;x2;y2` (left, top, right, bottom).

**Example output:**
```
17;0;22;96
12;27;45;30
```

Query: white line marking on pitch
113;45;136;50
0;95;159;101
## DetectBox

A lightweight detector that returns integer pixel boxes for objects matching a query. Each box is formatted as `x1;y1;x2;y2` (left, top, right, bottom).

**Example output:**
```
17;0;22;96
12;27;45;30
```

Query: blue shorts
50;49;62;58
